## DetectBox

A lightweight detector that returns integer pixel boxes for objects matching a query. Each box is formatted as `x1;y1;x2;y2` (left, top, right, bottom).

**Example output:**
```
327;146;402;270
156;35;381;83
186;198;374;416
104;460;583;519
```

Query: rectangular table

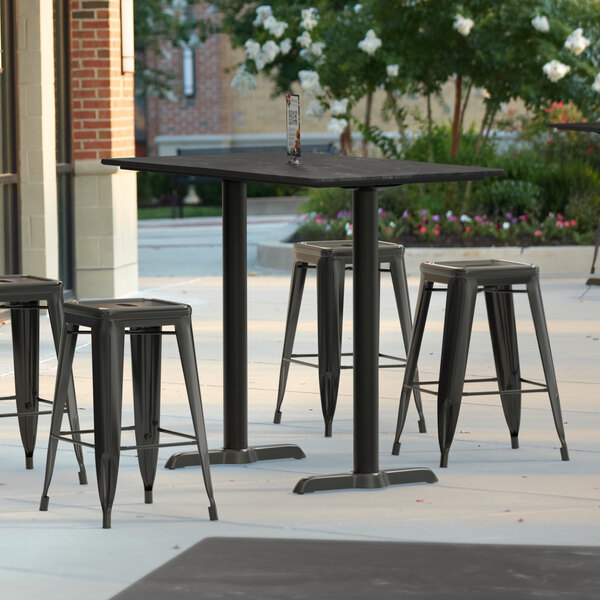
102;151;503;494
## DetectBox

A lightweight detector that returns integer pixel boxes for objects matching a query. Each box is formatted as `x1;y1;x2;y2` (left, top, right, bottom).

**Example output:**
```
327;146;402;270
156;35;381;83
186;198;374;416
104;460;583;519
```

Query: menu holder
286;93;301;165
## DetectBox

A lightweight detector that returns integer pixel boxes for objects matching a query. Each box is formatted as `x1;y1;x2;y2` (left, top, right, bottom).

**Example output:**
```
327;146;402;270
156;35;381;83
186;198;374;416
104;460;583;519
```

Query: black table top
547;121;600;133
102;151;503;188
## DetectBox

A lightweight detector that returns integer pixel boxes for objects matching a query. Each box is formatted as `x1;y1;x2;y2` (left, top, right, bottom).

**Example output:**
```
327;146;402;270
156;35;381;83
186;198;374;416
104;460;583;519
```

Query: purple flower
474;215;484;222
505;212;513;219
432;214;440;222
419;209;427;217
401;209;409;219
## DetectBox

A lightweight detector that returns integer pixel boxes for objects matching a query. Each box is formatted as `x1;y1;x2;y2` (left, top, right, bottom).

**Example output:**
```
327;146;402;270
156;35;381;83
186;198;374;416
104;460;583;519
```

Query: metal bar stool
274;240;425;437
393;259;569;467
39;298;217;528
0;275;86;480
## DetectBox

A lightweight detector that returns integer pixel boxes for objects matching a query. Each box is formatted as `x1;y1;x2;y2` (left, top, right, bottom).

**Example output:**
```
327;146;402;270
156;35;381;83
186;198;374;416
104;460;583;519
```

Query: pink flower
570;219;577;226
556;221;563;228
514;153;519;157
557;213;564;220
474;215;484;222
547;140;553;145
434;229;440;236
465;226;471;232
385;227;391;234
534;230;542;236
564;221;570;227
588;147;595;153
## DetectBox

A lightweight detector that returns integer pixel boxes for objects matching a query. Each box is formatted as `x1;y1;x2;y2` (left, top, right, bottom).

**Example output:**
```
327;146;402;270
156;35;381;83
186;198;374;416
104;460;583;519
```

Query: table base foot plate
164;444;305;469
293;467;438;494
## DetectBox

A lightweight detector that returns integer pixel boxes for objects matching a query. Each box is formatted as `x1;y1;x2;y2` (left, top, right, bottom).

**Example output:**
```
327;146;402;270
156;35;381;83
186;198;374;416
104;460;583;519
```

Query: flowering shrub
293;207;590;247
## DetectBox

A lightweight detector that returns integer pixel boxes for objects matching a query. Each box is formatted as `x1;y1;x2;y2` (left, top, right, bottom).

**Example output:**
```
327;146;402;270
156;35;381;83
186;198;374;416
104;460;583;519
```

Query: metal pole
352;187;380;474
222;179;247;450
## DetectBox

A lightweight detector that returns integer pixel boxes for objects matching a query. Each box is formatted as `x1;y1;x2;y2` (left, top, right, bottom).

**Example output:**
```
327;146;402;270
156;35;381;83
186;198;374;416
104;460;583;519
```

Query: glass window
54;0;75;295
0;0;20;274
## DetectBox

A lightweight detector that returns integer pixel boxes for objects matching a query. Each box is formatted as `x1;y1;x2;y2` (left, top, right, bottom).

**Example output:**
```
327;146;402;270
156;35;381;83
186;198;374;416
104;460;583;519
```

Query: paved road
137;215;297;277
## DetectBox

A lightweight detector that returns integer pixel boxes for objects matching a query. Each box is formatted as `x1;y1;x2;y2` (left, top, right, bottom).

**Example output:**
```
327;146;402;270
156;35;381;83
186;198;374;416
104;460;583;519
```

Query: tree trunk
386;91;407;150
450;74;462;158
340;124;352;156
459;80;472;133
426;93;434;162
362;90;373;157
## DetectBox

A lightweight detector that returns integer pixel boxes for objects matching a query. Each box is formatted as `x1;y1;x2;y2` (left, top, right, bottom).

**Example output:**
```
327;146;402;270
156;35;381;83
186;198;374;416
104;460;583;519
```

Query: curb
257;240;595;276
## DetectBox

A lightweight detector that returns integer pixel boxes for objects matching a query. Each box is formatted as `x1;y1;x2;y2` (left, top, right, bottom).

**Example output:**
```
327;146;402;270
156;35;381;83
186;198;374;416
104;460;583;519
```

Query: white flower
252;5;273;27
358;29;382;55
297;31;313;49
298;69;322;95
354;4;363;13
460;214;472;223
261;40;280;63
301;8;318;31
306;100;326;119
386;64;399;78
245;39;261;60
502;221;510;230
231;65;256;93
446;210;453;218
543;59;571;82
564;28;591;56
592;73;600;93
310;41;326;57
453;15;474;37
330;98;349;116
279;38;292;55
531;16;550;33
327;117;348;135
344;222;353;236
263;16;288;38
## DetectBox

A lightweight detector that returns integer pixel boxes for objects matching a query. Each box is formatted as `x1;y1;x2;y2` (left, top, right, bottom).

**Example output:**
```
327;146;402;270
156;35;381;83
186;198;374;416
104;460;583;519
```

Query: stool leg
316;257;345;437
393;278;433;455
437;278;478;467
47;292;87;484
131;326;162;504
526;277;569;461
91;321;125;529
274;261;308;424
40;324;79;511
484;286;522;449
390;255;427;433
11;303;39;469
175;316;218;520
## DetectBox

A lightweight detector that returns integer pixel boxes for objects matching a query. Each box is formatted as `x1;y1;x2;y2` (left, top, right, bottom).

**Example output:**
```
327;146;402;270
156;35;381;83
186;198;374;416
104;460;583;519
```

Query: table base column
293;468;437;494
165;444;306;468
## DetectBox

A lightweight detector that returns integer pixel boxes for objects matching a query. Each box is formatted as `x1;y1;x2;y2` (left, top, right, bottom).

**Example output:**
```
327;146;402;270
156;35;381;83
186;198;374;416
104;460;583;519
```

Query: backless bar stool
393;259;569;467
274;240;425;437
39;298;217;528
0;275;86;479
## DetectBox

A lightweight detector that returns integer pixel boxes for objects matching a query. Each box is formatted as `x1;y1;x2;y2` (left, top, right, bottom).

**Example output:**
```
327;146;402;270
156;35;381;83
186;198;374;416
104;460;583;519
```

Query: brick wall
145;2;227;155
71;0;134;160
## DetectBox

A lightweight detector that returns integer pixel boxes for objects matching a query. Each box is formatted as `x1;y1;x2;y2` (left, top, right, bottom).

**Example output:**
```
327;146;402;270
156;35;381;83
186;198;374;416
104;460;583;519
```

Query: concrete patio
1;216;599;598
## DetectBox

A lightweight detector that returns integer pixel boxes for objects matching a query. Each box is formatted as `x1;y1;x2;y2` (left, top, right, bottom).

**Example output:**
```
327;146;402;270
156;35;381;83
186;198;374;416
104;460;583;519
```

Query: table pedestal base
293;467;438;494
165;444;306;469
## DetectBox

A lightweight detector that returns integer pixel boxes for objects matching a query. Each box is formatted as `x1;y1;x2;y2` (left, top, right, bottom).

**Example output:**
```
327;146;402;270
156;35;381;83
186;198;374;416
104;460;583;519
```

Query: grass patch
138;205;222;220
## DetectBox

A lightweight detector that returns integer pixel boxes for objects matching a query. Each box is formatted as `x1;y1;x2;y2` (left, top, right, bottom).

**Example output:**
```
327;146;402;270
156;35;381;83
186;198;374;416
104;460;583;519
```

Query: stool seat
0;275;86;478
40;297;217;528
274;240;426;437
393;259;569;467
420;259;539;284
64;298;191;324
294;240;410;264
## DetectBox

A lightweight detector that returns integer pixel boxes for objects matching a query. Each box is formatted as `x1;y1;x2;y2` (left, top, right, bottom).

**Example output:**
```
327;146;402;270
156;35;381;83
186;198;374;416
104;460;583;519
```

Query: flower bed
291;208;590;247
